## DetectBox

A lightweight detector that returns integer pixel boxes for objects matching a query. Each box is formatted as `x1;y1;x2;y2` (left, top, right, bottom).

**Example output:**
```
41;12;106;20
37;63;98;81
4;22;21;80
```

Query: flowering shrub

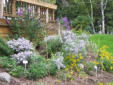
64;54;84;80
7;37;33;63
62;30;88;56
11;51;33;63
56;17;70;30
7;37;33;52
97;46;113;72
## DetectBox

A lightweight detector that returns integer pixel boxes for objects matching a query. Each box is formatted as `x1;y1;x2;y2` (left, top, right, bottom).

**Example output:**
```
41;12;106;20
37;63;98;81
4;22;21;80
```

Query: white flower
53;57;65;70
94;65;98;70
7;37;33;52
44;35;60;42
79;64;84;69
23;60;28;64
61;30;88;55
52;52;65;70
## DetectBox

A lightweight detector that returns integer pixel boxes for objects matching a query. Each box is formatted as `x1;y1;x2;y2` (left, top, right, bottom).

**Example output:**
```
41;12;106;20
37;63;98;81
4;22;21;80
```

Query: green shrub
84;62;95;75
0;37;13;56
47;59;57;75
9;10;43;43
26;55;48;80
0;57;24;77
9;65;24;77
43;35;62;55
72;16;91;31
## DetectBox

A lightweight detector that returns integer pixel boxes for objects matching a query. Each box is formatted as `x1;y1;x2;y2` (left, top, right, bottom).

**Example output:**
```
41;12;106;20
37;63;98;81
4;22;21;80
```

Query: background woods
55;0;113;34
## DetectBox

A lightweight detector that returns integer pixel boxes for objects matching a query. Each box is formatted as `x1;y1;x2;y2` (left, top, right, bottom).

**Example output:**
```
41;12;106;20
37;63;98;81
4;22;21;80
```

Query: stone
0;72;11;83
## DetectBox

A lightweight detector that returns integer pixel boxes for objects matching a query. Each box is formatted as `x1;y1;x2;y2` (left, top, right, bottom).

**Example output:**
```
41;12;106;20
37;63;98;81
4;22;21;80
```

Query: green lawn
89;34;113;54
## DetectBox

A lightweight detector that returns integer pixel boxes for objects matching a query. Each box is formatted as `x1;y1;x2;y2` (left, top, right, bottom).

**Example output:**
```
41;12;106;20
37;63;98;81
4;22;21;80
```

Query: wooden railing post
52;10;55;21
46;8;49;23
38;6;40;17
0;0;3;18
12;0;16;16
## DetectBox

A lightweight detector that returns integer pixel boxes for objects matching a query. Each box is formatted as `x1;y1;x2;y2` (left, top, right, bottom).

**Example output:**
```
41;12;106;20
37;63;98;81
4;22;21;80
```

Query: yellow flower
77;59;80;62
110;66;113;70
111;61;113;64
93;60;99;65
57;80;61;83
80;56;83;60
70;70;73;75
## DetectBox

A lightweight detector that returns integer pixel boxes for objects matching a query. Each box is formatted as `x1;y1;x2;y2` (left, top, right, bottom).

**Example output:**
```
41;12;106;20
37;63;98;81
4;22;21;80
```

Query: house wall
0;19;10;39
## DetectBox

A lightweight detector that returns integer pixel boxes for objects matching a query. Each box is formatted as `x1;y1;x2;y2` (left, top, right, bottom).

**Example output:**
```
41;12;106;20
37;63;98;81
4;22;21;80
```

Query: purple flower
30;15;33;19
28;8;32;12
62;17;68;22
11;51;33;63
56;18;59;22
17;9;23;16
62;17;70;30
6;19;9;24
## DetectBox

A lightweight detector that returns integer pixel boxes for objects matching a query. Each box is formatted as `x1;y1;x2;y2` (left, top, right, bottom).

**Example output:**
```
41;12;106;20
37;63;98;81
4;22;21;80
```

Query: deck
0;0;57;38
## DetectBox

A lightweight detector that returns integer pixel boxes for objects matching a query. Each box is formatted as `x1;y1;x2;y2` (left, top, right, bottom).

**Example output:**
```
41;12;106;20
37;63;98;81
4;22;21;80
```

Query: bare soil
0;67;113;85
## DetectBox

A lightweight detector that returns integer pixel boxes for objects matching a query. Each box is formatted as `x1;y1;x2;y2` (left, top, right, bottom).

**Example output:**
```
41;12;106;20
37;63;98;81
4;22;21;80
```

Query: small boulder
0;72;11;83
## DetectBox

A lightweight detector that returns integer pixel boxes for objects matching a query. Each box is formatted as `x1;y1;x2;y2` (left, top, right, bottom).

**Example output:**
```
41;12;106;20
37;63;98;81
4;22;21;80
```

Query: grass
89;34;113;55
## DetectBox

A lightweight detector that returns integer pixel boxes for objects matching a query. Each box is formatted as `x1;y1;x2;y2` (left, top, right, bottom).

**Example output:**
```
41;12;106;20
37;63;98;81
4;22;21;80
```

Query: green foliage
72;16;91;30
26;55;48;80
72;29;90;35
9;18;23;39
47;59;57;75
9;11;43;43
0;37;13;56
89;34;113;55
84;62;95;75
56;0;113;33
0;57;24;77
43;35;62;55
22;13;43;42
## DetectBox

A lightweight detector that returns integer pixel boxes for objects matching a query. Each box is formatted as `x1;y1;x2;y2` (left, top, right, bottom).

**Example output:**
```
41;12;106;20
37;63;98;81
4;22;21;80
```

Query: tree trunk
0;0;3;18
101;0;105;34
89;0;95;33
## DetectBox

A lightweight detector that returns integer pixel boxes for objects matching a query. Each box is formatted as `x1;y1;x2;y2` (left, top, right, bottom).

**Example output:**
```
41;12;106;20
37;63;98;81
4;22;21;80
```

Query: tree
89;0;95;33
100;0;108;33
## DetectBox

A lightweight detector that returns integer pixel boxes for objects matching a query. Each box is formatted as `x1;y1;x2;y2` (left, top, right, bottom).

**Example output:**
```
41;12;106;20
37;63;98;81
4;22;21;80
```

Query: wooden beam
17;0;57;9
12;0;16;16
0;0;4;18
46;8;49;23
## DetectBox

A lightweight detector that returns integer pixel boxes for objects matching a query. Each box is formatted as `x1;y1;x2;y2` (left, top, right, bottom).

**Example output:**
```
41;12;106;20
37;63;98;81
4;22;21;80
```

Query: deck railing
0;0;57;23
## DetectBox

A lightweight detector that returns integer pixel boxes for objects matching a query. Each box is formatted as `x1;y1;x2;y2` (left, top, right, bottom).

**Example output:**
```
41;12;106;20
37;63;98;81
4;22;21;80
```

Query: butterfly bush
7;37;34;63
61;30;89;55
